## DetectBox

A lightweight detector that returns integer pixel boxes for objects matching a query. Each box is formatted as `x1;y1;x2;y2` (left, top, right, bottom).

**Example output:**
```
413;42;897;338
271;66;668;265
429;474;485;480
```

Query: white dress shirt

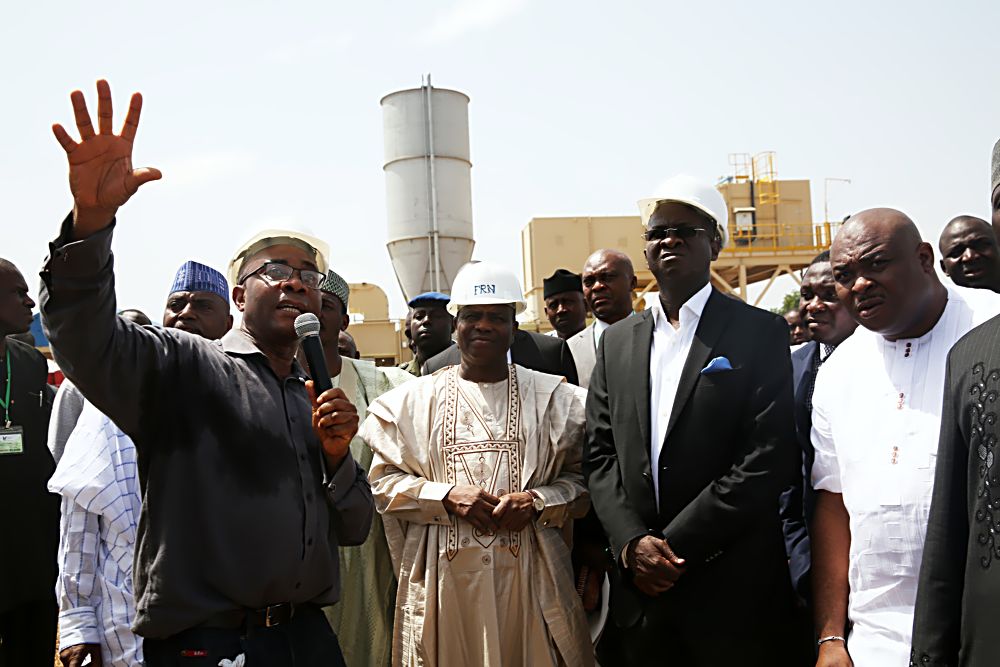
593;318;612;347
48;403;142;667
648;282;713;504
811;286;1000;666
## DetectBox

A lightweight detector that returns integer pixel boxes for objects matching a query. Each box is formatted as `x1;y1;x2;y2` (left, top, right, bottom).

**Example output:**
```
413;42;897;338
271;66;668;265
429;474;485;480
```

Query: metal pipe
824;177;852;224
423;74;443;292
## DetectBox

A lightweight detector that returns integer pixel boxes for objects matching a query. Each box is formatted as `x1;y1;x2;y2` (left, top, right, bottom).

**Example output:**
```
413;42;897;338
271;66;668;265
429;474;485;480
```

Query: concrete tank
381;78;474;303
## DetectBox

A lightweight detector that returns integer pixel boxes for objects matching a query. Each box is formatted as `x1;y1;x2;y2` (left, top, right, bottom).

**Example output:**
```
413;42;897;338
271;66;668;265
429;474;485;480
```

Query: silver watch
529;491;545;513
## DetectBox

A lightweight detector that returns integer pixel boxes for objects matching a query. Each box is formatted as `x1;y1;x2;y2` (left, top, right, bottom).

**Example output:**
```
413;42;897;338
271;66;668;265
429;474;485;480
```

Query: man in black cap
0;258;57;667
399;291;454;376
543;269;587;340
938;215;1000;293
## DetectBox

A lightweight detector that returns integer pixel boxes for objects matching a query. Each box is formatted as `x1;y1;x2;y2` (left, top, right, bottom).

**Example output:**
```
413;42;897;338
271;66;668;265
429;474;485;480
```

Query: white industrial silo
381;75;475;303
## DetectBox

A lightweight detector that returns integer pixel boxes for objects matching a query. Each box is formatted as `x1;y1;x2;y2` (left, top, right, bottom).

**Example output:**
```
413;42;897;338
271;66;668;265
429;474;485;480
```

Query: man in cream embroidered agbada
361;261;593;667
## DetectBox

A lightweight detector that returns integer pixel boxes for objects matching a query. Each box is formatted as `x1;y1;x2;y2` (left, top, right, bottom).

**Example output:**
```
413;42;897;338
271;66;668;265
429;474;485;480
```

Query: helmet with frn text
446;261;527;316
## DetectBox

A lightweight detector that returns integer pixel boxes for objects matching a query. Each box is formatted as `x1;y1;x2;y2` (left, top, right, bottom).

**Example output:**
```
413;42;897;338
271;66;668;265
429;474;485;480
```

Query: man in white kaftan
810;209;1000;666
361;260;593;667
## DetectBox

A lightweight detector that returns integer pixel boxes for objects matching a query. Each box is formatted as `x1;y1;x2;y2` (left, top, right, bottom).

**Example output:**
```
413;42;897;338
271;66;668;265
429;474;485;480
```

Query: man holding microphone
42;79;371;666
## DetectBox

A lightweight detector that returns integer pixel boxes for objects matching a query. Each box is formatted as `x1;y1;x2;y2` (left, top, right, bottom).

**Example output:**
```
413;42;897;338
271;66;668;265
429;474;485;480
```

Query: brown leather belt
200;602;298;630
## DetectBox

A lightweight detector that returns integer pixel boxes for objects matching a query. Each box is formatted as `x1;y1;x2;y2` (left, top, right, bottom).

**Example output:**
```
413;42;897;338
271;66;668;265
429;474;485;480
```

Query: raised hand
51;79;162;238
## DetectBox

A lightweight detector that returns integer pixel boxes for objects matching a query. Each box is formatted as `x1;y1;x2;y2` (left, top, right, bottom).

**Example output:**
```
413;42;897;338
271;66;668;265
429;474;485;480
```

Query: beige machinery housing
522;153;836;329
345;282;412;367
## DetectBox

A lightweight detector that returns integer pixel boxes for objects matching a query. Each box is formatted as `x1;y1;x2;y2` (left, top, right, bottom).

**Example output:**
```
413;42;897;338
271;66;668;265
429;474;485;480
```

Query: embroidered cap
320;270;350;310
169;261;229;302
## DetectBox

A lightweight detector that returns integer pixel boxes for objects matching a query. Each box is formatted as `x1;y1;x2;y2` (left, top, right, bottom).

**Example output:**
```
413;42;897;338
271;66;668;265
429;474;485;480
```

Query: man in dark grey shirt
42;79;372;666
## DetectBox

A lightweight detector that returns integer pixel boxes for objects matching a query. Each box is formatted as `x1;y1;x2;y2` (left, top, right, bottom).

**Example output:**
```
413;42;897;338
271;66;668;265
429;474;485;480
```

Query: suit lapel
631;313;653;460
664;290;728;442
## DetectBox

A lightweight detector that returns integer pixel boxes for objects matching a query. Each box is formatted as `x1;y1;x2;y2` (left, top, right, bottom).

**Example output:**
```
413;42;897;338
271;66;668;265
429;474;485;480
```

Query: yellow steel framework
520;153;837;328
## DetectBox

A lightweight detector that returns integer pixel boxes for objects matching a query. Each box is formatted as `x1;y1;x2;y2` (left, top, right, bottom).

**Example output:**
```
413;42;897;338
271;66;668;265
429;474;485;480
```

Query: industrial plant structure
381;75;475;302
352;81;836;364
520;152;836;329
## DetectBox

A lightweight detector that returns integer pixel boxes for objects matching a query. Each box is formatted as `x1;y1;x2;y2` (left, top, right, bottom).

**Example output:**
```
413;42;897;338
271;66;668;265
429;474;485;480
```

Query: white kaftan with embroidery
362;364;593;667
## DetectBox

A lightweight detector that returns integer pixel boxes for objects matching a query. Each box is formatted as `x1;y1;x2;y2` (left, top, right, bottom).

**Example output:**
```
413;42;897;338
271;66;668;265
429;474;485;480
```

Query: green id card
0;426;24;455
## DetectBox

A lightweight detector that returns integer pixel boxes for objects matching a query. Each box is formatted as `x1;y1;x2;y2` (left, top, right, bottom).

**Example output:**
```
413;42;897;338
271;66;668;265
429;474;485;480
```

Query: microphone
294;313;332;394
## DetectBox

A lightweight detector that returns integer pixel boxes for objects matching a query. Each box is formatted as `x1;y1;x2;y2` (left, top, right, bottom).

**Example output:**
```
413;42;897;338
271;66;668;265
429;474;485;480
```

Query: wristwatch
527;490;545;514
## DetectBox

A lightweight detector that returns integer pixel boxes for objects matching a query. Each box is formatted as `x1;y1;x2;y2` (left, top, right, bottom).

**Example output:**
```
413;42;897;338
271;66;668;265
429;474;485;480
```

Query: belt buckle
264;604;280;628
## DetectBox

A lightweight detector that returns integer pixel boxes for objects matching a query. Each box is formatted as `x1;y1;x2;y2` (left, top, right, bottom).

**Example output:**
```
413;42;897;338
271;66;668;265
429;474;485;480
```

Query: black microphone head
294;313;322;340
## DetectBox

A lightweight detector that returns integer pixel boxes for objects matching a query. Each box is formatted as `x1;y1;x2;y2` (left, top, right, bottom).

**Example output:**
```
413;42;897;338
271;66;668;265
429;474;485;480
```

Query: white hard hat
228;228;330;287
447;261;527;316
637;174;730;248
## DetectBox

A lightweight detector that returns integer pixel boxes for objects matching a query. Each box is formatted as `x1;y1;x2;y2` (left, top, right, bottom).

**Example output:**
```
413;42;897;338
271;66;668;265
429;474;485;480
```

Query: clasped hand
629;535;686;596
442;485;537;533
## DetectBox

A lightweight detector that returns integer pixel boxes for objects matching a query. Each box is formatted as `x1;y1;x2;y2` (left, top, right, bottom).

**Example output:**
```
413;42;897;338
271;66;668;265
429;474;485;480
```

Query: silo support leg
753;268;784;307
709;269;738;295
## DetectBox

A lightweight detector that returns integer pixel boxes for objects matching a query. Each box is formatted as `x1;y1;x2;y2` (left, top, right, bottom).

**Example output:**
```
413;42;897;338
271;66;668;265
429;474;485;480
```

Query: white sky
4;0;999;321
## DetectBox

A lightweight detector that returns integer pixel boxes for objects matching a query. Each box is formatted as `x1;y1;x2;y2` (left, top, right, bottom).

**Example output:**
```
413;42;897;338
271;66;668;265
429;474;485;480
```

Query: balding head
338;330;360;359
937;215;1000;291
584;249;635;279
831;208;946;340
581;249;637;324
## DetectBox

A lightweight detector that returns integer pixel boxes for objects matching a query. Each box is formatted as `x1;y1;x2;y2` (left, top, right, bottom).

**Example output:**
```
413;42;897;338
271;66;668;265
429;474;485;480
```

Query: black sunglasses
643;226;708;242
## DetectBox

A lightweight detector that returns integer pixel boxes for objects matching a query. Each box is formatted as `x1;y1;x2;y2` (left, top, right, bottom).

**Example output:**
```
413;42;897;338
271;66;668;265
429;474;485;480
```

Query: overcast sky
4;0;998;321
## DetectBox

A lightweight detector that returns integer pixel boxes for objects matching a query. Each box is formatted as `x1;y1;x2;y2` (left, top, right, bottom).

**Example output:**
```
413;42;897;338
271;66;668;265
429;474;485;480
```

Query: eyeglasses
643;226;708;242
241;261;325;289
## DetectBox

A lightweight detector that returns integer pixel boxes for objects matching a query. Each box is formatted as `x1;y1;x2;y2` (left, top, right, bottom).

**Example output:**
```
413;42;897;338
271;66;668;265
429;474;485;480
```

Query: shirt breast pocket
12;387;47;423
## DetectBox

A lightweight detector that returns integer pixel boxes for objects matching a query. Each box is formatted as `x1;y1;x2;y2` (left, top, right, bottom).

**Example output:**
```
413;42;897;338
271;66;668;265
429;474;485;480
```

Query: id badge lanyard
0;348;11;428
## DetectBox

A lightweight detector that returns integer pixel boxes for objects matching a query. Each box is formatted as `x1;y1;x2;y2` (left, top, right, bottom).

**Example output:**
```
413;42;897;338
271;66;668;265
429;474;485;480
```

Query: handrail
720;220;838;255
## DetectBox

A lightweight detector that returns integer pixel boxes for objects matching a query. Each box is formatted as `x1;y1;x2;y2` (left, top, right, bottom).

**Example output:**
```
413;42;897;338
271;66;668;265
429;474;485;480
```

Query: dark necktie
806;344;836;412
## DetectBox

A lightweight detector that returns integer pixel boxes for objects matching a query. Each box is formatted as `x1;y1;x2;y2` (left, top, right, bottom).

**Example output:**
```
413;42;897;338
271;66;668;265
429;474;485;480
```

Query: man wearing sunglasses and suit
584;175;804;666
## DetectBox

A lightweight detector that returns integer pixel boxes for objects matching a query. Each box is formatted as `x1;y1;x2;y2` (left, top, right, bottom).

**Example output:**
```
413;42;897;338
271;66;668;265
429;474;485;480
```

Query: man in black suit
782;250;858;604
910;138;1000;667
421;304;579;384
585;175;802;666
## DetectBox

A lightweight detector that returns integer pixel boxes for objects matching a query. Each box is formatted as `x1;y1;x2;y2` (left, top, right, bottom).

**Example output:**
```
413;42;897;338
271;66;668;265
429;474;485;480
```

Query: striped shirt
49;402;142;666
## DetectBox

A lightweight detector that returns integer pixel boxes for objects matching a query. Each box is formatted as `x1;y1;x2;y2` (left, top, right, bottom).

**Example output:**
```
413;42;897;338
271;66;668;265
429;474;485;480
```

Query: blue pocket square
700;356;733;374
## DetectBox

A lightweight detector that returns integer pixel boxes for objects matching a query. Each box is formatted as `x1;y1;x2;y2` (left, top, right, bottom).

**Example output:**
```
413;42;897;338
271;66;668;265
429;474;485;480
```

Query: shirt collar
220;328;307;379
220;328;261;355
650;282;713;330
593;318;612;337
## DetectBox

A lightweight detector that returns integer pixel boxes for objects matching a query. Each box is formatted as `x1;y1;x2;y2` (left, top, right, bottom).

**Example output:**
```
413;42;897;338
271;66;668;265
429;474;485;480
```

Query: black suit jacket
421;329;579;384
584;289;801;664
912;315;1000;666
780;341;818;601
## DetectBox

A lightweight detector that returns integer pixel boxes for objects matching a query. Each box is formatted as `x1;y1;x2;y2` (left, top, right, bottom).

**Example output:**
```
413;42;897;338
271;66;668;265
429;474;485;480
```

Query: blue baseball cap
407;291;451;308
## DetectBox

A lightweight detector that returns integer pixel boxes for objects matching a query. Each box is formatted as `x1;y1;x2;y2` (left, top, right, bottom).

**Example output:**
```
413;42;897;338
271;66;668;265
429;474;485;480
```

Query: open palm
52;79;161;233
